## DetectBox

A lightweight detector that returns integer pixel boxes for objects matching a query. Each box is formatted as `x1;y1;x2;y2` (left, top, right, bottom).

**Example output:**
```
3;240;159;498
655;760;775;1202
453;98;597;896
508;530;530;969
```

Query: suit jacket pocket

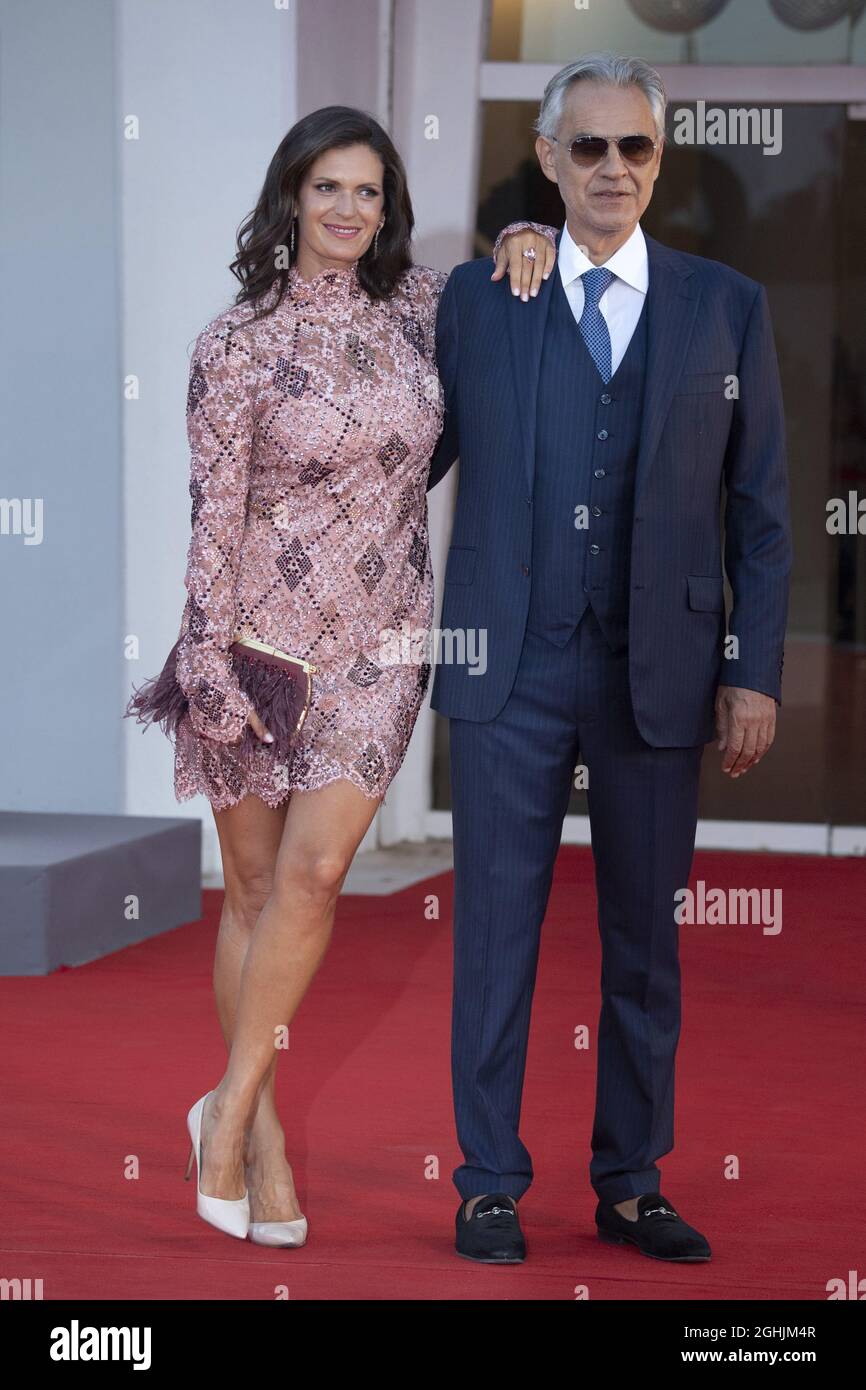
687;574;726;612
444;544;477;586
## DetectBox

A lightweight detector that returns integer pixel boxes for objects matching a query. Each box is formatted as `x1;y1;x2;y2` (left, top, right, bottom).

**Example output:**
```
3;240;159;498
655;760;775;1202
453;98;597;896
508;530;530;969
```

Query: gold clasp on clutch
232;633;318;674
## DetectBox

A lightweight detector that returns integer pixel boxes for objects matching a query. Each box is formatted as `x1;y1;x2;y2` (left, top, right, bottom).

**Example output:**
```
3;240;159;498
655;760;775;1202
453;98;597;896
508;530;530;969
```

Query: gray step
0;812;201;975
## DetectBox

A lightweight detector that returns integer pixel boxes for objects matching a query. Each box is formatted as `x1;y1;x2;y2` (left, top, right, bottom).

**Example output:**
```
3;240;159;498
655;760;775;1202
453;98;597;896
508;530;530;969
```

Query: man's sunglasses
551;134;659;167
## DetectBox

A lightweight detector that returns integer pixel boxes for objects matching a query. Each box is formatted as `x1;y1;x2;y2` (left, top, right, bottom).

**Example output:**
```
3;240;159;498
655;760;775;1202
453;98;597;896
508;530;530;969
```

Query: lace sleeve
174;320;256;743
491;220;559;261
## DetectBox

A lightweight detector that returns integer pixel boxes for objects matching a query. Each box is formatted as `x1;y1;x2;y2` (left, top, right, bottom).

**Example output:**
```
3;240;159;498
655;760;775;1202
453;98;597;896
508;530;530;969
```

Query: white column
378;0;486;847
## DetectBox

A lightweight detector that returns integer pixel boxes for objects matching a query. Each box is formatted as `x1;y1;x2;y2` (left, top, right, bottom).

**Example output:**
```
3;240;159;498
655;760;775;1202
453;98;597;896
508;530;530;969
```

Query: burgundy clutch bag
125;632;316;764
228;635;317;761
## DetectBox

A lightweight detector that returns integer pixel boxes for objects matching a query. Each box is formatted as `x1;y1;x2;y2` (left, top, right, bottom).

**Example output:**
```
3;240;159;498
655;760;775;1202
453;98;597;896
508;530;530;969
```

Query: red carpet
1;846;861;1301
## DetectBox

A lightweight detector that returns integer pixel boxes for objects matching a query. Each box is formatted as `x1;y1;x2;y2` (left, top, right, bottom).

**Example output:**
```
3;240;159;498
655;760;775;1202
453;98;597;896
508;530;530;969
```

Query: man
426;53;791;1264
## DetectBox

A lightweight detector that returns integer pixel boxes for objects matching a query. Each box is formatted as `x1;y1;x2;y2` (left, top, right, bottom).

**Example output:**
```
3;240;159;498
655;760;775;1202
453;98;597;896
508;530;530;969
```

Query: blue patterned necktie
578;267;615;383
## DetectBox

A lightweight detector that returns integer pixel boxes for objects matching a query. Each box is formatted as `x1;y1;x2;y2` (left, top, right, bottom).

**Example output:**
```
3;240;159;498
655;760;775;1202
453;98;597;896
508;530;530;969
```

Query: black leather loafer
455;1193;526;1263
595;1192;711;1262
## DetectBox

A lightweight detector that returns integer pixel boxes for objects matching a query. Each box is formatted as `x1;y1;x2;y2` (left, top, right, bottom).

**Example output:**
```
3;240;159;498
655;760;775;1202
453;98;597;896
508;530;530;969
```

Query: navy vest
526;272;648;651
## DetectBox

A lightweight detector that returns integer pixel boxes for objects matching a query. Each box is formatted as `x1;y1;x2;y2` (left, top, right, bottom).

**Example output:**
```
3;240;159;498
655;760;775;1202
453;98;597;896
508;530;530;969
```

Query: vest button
594;468;606;479
521;564;530;576
597;429;609;440
600;393;612;404
589;544;600;555
592;506;602;517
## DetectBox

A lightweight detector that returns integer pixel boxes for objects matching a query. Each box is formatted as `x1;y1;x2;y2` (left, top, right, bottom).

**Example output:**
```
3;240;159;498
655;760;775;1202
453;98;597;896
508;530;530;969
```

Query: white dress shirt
557;221;649;376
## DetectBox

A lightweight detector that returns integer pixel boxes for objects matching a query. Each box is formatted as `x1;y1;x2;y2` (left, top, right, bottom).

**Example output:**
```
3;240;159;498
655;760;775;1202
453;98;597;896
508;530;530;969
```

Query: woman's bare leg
198;778;382;1210
210;794;299;1219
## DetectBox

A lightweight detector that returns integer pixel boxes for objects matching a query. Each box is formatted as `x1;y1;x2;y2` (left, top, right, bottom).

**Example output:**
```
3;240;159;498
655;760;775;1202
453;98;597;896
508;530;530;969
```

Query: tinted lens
569;138;609;165
616;136;656;164
569;135;656;166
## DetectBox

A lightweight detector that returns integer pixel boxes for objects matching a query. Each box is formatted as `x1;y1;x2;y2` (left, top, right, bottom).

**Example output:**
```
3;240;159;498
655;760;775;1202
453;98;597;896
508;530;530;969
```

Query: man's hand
491;229;556;301
715;685;776;777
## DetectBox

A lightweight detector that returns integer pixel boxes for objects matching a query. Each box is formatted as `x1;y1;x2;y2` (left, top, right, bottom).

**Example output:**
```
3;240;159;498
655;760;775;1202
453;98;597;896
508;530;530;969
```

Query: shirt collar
558;221;648;294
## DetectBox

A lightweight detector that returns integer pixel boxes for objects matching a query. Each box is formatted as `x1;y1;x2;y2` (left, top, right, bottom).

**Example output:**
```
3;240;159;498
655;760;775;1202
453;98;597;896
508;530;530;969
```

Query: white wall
0;0;123;813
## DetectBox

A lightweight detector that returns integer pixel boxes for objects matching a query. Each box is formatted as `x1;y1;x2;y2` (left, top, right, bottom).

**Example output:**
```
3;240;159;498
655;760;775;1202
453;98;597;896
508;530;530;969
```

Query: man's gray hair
534;52;667;142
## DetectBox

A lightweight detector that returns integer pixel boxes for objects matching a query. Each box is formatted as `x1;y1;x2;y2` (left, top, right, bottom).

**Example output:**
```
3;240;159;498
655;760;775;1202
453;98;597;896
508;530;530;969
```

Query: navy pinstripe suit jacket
425;229;792;746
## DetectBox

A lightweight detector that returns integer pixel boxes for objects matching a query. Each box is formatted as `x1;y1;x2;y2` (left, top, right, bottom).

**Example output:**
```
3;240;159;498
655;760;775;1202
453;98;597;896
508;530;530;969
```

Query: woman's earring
373;221;384;257
290;216;296;257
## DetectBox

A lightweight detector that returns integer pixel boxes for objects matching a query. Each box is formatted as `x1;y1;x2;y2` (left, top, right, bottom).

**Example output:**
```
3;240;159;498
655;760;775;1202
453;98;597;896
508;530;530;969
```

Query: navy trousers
448;608;704;1205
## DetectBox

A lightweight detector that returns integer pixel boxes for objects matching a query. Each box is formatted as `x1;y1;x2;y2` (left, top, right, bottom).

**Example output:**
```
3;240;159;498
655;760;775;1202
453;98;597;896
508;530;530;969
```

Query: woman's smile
322;223;362;238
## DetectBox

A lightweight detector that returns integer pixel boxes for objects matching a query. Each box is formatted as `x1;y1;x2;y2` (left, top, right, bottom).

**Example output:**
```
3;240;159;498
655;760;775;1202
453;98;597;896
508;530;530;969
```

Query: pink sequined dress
129;259;448;810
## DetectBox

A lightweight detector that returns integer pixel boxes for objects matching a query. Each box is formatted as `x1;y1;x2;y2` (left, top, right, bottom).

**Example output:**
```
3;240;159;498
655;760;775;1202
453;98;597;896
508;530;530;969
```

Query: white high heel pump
246;1158;308;1246
248;1214;308;1248
184;1092;250;1239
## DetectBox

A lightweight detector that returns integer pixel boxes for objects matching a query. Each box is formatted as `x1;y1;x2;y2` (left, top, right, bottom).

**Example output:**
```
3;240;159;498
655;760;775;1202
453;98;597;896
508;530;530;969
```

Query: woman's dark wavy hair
230;106;414;319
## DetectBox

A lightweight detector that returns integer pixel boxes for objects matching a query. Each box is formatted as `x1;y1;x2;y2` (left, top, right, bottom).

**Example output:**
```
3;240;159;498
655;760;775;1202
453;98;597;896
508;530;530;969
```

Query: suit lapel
633;233;701;504
505;228;561;497
504;227;700;504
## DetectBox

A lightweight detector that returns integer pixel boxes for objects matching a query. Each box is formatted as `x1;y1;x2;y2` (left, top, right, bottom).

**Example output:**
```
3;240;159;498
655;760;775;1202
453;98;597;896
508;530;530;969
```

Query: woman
126;105;556;1246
